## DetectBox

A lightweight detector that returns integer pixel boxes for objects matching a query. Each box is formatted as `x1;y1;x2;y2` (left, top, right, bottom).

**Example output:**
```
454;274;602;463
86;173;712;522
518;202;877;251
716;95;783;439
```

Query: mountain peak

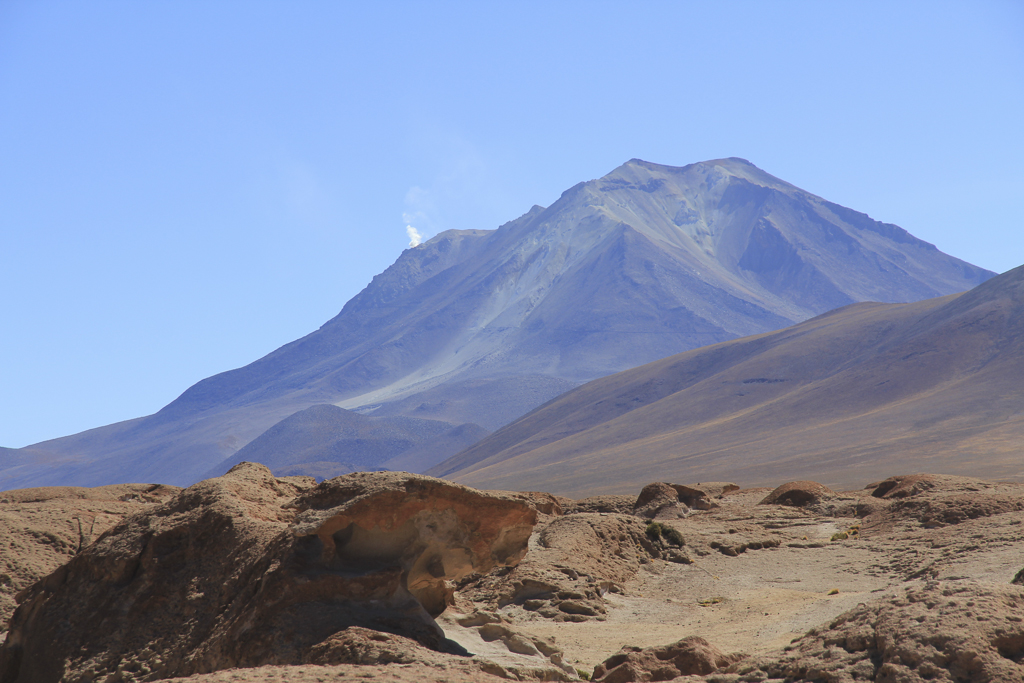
2;159;995;489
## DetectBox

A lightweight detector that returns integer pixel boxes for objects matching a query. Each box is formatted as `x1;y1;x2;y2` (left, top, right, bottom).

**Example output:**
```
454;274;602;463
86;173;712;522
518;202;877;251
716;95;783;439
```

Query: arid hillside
433;263;1024;496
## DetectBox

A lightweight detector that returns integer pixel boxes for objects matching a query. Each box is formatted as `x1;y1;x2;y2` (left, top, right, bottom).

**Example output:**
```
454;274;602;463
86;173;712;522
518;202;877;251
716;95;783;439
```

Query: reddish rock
633;482;733;519
592;635;746;682
0;464;536;683
760;480;838;508
634;482;687;519
871;473;947;498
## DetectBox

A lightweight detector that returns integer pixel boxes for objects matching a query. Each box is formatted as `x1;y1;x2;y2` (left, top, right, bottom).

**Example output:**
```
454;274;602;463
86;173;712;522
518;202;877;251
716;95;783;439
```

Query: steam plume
406;225;423;247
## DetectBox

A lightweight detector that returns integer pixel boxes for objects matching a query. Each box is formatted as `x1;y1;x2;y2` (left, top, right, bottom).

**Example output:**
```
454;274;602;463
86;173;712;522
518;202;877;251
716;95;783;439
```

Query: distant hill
431;264;1024;497
206;405;489;480
1;158;994;489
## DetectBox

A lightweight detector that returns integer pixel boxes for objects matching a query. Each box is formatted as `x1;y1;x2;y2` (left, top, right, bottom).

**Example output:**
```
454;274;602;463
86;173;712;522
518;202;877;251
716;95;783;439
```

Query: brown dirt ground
5;477;1023;682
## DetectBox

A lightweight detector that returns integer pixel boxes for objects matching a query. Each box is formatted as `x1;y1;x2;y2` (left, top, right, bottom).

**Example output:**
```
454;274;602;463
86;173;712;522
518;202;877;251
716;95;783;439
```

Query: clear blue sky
1;1;1022;448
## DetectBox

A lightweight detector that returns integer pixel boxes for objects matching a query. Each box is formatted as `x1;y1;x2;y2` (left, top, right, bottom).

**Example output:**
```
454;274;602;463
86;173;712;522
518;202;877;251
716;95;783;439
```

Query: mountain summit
1;158;994;488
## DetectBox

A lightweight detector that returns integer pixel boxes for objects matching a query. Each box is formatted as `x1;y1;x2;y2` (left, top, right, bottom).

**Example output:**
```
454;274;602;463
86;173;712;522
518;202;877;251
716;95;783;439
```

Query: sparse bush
646;521;684;547
576;667;591;680
831;532;849;542
663;526;685;547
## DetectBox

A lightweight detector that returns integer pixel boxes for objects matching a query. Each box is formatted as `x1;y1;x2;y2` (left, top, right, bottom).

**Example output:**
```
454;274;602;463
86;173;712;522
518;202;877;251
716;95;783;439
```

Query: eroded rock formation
0;483;180;632
459;512;660;622
0;464;536;683
760;480;839;508
593;636;746;682
729;581;1024;683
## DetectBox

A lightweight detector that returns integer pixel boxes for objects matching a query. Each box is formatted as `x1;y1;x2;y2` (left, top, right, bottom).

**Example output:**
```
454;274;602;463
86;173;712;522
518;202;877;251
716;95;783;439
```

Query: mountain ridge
0;157;994;489
431;264;1024;497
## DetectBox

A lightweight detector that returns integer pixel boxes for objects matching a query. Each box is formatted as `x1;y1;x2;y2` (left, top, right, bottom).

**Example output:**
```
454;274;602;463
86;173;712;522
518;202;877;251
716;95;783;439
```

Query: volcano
0;158;993;488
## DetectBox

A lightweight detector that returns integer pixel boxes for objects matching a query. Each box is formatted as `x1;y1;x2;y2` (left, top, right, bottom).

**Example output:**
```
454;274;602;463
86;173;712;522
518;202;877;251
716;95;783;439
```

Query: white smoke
406;224;423;247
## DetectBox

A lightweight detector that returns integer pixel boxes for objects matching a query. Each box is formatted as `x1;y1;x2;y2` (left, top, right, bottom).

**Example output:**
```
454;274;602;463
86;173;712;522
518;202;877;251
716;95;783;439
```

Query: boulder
632;482;733;519
0;464;536;683
759;480;838;508
592;635;746;682
677;482;739;501
634;482;688;519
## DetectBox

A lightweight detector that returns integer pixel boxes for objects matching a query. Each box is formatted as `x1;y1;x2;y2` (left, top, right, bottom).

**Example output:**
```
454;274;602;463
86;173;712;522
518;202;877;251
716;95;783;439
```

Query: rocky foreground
1;466;1022;682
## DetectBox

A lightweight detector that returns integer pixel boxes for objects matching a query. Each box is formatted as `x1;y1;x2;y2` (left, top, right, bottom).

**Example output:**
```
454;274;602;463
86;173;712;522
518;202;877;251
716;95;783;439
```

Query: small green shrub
646;522;684;547
663;526;685;547
576;668;591;680
831;532;849;542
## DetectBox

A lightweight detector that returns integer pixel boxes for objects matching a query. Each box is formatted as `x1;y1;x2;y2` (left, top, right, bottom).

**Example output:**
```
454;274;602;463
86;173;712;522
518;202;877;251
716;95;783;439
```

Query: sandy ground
5;479;1021;682
489;488;1024;671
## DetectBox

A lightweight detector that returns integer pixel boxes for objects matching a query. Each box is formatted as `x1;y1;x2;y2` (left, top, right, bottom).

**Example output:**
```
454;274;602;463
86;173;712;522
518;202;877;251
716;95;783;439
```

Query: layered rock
0;465;536;683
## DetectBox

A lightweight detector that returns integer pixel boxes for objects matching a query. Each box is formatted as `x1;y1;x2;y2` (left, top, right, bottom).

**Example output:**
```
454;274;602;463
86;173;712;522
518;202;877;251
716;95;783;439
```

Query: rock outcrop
760;480;839;508
634;482;689;519
864;475;1024;531
459;513;660;622
867;473;1000;500
565;494;636;514
633;482;737;519
592;636;746;682
301;621;574;680
0;483;180;633
731;580;1024;683
0;464;536;683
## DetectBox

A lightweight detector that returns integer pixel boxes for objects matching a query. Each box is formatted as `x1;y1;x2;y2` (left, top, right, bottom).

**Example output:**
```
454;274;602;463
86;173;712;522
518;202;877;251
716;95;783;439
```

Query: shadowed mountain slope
1;158;993;489
203;405;490;481
431;264;1024;497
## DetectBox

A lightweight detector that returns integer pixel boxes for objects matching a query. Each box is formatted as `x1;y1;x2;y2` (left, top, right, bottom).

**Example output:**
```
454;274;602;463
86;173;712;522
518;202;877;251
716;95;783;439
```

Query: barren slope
434;264;1024;496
